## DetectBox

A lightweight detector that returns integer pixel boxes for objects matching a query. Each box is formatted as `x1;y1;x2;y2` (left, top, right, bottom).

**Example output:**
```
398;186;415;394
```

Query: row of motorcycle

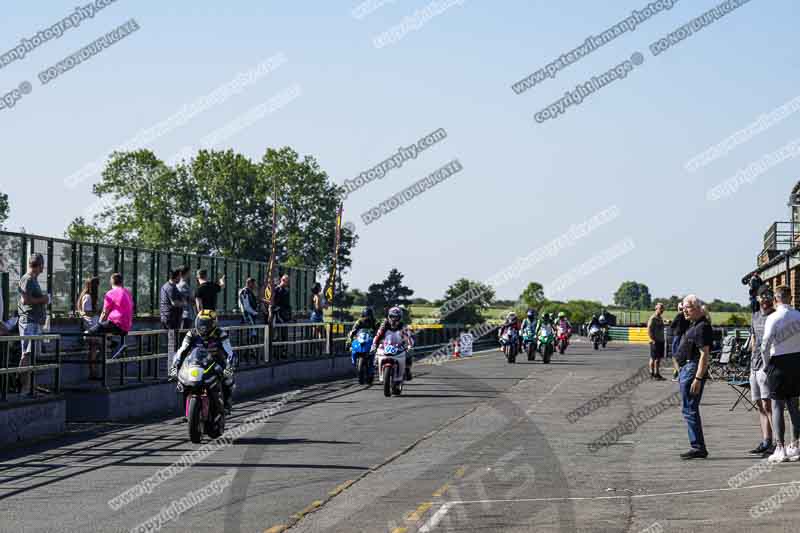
499;322;570;364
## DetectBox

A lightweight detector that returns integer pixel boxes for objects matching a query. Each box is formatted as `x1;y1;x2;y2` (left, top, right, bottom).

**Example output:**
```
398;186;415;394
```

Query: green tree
654;295;682;310
707;299;748;312
614;281;652;309
64;147;355;274
350;288;368;306
441;278;495;325
725;313;748;326
520;282;546;310
367;268;414;318
0;192;8;229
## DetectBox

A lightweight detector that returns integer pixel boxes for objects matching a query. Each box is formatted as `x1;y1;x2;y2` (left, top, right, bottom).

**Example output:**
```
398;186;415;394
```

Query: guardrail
1;321;494;394
0;334;62;402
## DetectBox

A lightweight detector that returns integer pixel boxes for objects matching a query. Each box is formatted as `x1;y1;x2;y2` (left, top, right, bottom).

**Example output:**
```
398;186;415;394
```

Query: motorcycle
589;325;605;350
557;325;570;355
376;337;407;398
500;327;519;364
538;323;555;364
522;324;537;361
177;347;226;444
351;328;375;385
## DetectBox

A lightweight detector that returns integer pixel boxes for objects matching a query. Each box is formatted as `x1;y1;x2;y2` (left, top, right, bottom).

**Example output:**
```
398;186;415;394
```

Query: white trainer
768;446;788;463
786;444;800;462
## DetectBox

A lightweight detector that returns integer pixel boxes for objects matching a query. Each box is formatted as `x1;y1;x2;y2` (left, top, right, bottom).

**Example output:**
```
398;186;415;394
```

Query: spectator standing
745;285;776;456
309;282;325;323
195;269;225;313
669;302;690;382
17;254;50;393
238;277;260;360
76;277;101;380
269;274;292;324
269;274;292;360
647;303;666;380
177;265;194;330
674;295;712;460
160;269;185;369
761;285;800;463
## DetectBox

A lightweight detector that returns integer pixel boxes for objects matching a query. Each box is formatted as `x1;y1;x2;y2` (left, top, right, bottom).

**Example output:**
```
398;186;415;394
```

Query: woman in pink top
86;273;133;336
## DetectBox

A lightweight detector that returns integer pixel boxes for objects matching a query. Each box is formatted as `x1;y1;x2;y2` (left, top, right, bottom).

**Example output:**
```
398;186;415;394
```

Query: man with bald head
674;294;713;459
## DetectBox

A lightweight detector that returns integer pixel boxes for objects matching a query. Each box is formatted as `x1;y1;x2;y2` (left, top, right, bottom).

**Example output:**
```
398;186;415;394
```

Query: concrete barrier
0;398;67;447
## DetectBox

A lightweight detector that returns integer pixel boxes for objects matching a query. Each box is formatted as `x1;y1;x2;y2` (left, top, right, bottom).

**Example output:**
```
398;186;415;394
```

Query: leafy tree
411;297;431;305
654;295;682;310
707;299;748;312
440;278;495;325
725;313;748;326
350;288;368;306
520;282;546;310
613;281;652;309
0;192;8;229
531;299;603;327
366;268;414;318
64;147;355;274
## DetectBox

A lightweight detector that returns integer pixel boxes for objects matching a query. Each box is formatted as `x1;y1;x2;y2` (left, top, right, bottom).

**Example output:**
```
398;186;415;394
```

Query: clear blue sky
1;0;796;305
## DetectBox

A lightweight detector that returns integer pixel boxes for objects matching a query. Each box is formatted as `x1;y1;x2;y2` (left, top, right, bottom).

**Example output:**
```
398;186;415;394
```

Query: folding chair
709;336;735;381
728;377;756;412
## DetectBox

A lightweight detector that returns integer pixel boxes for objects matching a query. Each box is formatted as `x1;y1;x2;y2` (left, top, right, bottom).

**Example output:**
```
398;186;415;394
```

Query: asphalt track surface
2;341;800;532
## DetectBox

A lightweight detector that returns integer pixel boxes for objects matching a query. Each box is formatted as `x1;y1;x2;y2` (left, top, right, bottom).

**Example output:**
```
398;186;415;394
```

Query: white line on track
418;502;452;532
418;480;800;530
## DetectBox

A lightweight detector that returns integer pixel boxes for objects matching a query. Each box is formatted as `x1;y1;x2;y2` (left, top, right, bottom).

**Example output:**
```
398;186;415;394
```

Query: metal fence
0;230;316;318
0;334;62;401
0;321;493;399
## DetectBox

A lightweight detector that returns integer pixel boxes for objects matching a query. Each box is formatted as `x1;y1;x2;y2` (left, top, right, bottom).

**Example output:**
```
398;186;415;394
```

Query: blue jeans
671;335;682;357
679;361;706;451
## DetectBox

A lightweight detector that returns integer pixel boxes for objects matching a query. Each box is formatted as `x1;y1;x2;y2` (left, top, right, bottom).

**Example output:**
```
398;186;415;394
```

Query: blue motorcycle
351;329;375;385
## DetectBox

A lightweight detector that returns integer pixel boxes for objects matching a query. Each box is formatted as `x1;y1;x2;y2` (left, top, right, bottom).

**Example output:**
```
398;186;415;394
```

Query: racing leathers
555;318;572;337
171;329;237;410
348;316;378;341
372;318;414;379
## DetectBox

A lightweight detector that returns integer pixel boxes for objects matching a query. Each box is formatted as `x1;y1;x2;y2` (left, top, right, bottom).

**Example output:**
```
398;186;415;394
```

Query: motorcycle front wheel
543;345;552;364
383;367;392;397
357;356;367;385
187;395;203;444
527;344;535;361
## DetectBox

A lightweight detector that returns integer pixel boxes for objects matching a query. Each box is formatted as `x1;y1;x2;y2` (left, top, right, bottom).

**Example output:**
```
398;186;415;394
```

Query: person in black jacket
670;302;690;381
349;307;378;340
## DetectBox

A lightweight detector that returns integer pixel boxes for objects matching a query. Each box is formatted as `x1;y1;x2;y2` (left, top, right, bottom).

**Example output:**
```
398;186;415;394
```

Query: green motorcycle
538;323;555;364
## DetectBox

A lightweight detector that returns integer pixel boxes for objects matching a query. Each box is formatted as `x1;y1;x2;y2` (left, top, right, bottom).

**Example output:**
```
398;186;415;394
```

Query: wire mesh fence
0;230;316;318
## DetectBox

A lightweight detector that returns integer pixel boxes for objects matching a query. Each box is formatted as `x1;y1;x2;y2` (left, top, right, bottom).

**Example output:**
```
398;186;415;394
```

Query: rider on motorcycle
555;312;572;336
521;309;537;332
169;310;236;413
535;312;554;336
348;307;378;341
498;312;521;339
371;306;414;380
588;313;601;333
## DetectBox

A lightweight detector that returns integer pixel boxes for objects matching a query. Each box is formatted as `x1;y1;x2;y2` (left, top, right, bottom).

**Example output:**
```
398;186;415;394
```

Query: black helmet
195;310;218;338
361;307;374;319
526;309;535;319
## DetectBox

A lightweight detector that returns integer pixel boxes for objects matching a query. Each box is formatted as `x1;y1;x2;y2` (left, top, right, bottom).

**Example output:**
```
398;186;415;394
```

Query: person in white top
761;285;800;463
76;277;101;380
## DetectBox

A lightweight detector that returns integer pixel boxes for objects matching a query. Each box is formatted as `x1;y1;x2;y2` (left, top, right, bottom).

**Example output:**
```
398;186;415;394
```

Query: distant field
341;305;751;326
614;309;751;325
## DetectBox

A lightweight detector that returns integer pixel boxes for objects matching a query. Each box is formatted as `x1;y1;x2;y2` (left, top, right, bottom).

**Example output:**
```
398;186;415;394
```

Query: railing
763;221;799;253
0;230;316;318
1;321;498;395
0;334;62;402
